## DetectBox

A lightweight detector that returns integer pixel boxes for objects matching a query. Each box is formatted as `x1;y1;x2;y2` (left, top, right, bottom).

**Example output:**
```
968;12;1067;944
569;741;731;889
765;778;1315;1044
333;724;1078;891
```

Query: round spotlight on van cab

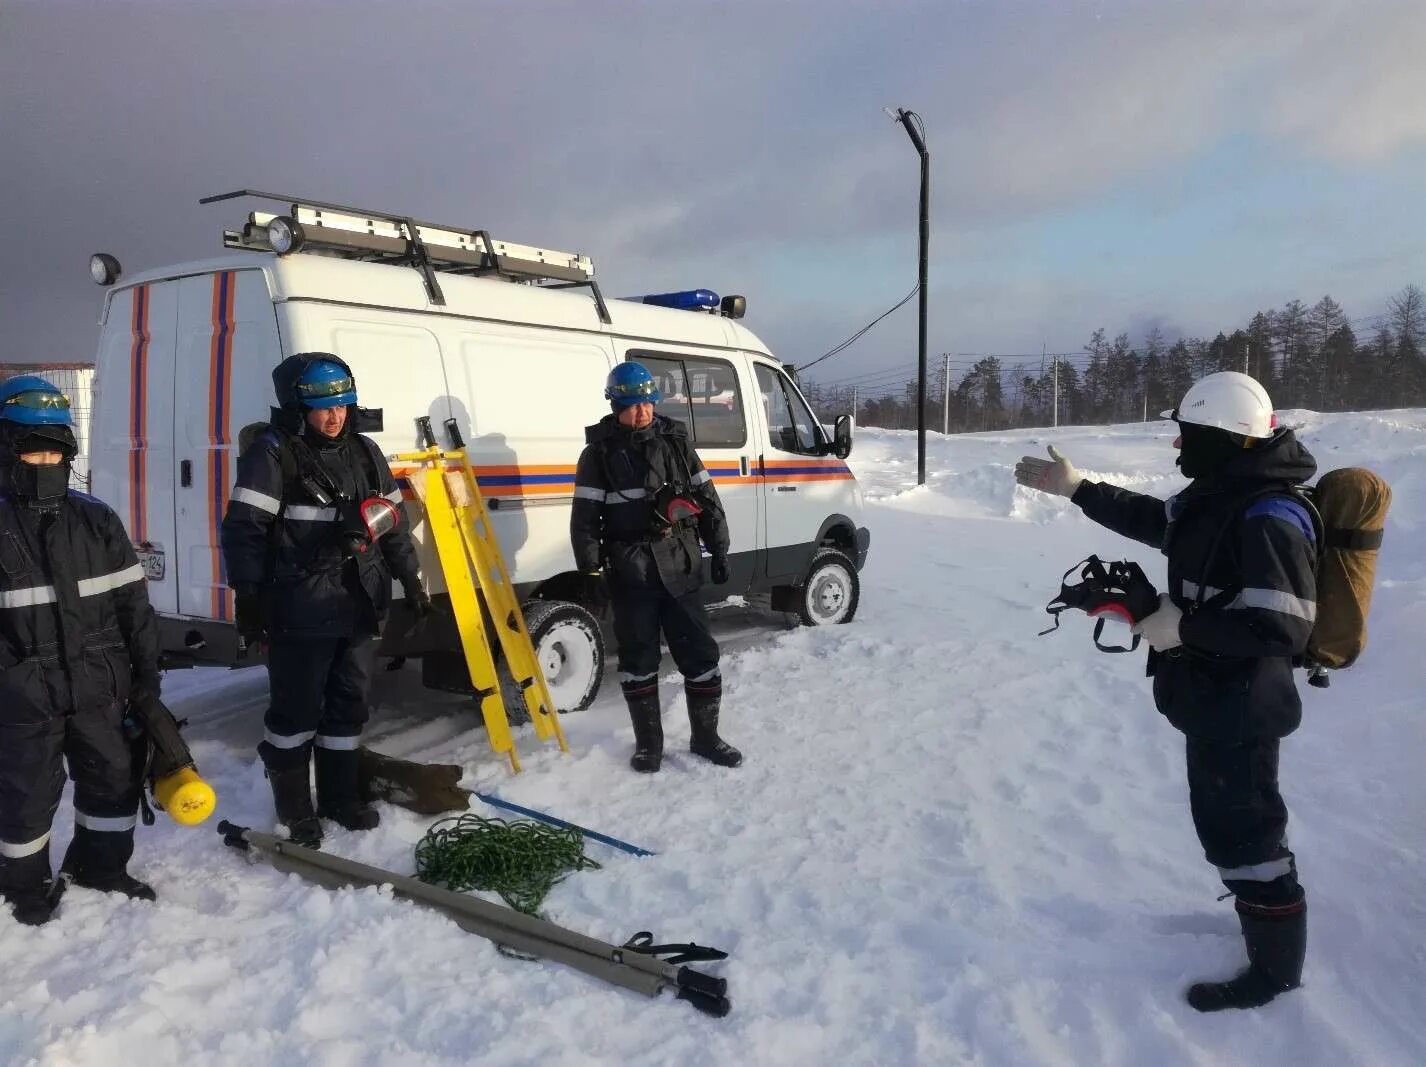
89;253;122;286
266;216;306;255
720;294;746;319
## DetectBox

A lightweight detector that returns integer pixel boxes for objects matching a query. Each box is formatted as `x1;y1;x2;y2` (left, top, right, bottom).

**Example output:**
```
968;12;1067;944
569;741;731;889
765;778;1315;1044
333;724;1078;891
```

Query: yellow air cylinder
154;768;217;826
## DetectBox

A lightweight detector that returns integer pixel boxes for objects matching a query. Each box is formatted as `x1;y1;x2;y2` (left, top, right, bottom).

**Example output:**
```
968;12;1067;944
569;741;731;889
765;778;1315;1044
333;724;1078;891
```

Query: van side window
755;364;823;455
624;351;747;448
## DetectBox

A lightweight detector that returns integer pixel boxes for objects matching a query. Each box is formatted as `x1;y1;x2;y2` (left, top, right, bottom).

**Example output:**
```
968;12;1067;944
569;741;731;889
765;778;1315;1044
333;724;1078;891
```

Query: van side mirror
830;414;853;460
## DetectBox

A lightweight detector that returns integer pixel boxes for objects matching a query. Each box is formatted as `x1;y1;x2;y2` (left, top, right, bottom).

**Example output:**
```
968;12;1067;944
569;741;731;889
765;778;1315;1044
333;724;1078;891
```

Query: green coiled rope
414;813;601;915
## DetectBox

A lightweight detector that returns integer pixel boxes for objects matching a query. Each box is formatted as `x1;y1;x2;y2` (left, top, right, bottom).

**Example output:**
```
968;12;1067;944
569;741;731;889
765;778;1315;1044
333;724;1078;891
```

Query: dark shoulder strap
1194;485;1314;607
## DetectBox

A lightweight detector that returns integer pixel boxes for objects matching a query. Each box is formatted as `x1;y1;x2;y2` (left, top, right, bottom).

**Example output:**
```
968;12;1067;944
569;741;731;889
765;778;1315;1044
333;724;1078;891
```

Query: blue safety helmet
294;358;357;409
0;375;74;427
604;362;661;409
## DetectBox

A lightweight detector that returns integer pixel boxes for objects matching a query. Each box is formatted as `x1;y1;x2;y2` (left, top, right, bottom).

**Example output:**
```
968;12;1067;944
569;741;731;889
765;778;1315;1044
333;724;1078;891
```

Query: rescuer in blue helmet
571;361;741;773
222;353;428;847
0;375;175;923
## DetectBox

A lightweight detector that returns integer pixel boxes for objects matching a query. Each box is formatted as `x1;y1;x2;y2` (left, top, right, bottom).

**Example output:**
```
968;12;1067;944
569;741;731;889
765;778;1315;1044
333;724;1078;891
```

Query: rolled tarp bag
1306;467;1391;670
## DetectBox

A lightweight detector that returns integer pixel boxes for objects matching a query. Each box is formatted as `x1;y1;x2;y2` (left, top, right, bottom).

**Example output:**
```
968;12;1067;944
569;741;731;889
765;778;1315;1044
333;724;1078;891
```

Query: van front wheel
500;600;604;717
795;549;860;626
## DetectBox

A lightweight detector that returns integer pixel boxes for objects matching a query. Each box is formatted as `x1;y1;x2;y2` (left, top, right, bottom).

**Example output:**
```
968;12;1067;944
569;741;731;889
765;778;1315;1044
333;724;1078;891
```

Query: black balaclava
1176;421;1247;480
301;405;352;450
1;424;76;508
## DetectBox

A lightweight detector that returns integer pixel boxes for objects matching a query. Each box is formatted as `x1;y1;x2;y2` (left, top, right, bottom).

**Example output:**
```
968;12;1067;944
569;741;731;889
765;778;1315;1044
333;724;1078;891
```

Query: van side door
91;280;182;615
624;349;759;594
753;362;854;582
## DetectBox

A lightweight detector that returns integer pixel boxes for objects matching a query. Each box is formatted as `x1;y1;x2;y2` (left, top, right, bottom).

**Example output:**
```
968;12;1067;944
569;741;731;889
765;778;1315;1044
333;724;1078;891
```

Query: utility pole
1051;347;1059;428
887;106;930;484
851;385;858;428
942;353;951;435
1243;339;1249;375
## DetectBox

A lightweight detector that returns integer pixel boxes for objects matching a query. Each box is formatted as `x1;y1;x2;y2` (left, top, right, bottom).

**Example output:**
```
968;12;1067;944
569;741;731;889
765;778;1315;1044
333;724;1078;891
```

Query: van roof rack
199;189;610;322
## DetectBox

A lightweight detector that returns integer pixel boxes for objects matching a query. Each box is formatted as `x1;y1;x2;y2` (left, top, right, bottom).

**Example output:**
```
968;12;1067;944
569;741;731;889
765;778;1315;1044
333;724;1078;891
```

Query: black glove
710;555;730;585
402;580;433;620
232;584;265;641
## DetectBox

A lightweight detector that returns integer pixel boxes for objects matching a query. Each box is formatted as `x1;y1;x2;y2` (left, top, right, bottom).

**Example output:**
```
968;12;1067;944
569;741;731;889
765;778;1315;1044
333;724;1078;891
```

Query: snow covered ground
3;410;1423;1066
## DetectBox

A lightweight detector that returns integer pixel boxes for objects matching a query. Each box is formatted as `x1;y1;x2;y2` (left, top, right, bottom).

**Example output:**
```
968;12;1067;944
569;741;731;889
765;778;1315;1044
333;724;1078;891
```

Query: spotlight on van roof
266;215;306;255
720;295;746;319
639;289;719;311
89;253;122;286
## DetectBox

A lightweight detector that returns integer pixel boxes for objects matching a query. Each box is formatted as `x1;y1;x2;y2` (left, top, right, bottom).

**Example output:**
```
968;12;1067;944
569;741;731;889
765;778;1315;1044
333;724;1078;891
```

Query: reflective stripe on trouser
0;832;51;860
259;635;376;770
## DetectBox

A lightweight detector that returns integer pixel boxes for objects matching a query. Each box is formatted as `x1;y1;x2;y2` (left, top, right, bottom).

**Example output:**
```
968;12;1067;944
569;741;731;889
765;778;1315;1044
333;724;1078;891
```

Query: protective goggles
607;378;659;401
295;375;355;400
3;390;71;412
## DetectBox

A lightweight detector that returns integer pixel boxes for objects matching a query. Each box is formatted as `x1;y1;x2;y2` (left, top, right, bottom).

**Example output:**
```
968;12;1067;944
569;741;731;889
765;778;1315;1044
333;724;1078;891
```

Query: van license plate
135;544;166;582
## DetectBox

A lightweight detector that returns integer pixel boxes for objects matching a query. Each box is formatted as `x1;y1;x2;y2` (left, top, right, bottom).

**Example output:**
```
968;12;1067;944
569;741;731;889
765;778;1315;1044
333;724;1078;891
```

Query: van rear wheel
500;599;604;720
795;548;860;626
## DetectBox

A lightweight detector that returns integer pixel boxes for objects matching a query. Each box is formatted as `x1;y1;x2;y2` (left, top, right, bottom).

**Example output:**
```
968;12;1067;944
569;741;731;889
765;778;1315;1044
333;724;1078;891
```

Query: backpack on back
1298;467;1391;675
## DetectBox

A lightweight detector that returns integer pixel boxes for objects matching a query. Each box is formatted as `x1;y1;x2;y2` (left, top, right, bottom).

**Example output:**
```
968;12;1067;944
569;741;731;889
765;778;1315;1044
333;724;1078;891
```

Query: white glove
1014;445;1083;498
1133;594;1183;652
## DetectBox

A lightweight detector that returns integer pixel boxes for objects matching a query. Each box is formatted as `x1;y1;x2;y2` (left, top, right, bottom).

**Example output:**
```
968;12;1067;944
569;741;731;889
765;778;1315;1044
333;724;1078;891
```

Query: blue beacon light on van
637;289;720;311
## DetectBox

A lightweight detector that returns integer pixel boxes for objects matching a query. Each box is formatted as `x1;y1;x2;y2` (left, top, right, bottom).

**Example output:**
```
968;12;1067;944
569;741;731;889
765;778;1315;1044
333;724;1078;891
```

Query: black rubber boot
686;676;742;768
1;847;60;926
267;761;324;849
61;824;154;901
1188;898;1306;1012
315;746;380;831
622;679;663;773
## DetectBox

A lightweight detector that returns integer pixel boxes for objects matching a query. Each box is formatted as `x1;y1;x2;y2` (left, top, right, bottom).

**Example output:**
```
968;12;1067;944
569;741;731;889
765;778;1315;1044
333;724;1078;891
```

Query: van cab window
755;364;823;455
624;351;747;448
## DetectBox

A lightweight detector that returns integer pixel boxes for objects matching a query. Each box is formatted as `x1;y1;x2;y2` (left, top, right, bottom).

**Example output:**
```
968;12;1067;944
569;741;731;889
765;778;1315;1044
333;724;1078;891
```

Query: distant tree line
804;285;1426;433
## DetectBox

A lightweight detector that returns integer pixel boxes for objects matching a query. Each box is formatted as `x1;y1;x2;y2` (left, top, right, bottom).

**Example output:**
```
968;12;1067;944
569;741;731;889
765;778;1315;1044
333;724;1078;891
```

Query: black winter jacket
571;415;730;598
221;425;421;639
0;491;161;718
1072;429;1318;741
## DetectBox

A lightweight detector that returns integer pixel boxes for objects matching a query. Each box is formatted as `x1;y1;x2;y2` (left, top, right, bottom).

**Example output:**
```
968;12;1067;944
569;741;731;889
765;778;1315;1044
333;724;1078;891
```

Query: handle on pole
444;418;466;450
216;820;251;850
416;416;438;449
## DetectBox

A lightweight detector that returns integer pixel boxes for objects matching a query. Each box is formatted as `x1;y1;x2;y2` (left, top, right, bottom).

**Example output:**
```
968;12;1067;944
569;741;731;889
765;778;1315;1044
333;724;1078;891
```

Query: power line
796;284;920;372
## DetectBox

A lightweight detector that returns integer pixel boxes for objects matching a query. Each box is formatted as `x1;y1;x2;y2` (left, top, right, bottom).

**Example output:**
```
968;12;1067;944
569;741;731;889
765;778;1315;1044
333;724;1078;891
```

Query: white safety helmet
1162;371;1276;439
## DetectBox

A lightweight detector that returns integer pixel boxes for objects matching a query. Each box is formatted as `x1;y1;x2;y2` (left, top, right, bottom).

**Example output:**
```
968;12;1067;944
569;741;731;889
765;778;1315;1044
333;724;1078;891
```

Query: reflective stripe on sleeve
573;486;606;503
0;831;51;859
1182;580;1315;621
0;585;58;609
690;469;712;486
384;488;404;505
263;728;317;749
73;811;138;833
314;734;360;750
77;564;146;597
231;486;281;515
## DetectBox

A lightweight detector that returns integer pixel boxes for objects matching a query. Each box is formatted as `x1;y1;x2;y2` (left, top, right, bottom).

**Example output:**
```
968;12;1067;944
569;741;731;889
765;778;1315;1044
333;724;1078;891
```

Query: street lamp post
887;107;930;485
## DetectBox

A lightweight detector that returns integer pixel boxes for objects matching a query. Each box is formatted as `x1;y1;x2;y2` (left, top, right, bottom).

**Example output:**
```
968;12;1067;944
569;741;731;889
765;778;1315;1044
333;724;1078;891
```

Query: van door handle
776;485;797;493
739;456;749;477
180;460;192;488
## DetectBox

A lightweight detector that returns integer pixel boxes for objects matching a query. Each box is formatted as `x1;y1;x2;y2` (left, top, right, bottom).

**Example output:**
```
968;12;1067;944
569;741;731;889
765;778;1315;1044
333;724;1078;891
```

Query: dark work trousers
0;661;140;876
1186;736;1302;907
610;586;720;685
258;636;377;771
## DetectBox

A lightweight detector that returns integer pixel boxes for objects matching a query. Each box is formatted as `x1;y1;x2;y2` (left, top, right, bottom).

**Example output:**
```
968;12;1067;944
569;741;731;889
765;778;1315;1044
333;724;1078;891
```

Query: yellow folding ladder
394;422;569;773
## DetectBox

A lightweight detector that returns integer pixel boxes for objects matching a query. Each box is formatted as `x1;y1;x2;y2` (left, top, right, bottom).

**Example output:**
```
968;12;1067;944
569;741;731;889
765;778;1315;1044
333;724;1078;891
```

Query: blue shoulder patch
1244;497;1315;543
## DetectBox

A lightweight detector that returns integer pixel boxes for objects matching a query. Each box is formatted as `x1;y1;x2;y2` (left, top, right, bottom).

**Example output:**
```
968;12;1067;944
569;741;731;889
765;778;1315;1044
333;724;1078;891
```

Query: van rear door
172;269;281;620
91;281;182;614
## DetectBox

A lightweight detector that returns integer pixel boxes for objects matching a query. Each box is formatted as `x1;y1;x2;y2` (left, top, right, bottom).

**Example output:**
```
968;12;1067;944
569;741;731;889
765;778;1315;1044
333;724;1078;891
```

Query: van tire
795;548;860;626
499;599;604;719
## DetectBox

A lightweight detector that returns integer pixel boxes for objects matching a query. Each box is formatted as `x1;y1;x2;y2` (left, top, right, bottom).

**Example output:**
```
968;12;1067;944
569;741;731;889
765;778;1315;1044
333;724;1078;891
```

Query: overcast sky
3;0;1424;391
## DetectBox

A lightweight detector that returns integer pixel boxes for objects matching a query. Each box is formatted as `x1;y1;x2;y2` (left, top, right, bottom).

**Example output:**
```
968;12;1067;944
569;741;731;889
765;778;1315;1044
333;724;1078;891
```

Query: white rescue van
87;191;870;709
